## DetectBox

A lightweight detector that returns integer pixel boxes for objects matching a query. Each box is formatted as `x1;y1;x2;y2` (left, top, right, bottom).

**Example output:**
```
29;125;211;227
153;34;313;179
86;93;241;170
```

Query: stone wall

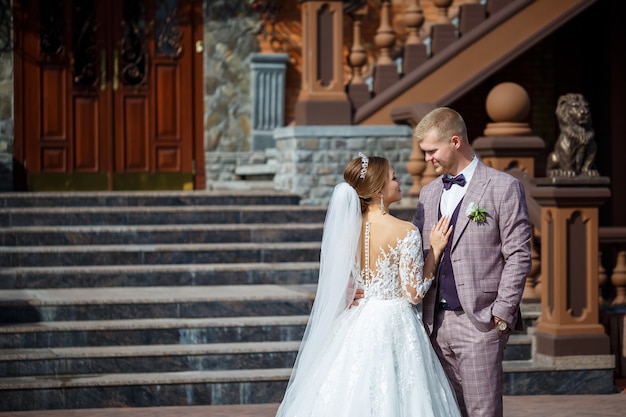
273;125;414;205
202;0;265;185
0;51;12;191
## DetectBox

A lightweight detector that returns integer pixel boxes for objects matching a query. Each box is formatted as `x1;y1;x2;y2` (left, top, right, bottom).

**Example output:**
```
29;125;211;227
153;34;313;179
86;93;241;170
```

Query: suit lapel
429;177;444;229
451;162;490;251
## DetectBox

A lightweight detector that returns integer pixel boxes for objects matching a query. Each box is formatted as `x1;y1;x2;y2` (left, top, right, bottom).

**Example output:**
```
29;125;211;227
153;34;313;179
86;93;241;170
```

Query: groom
412;107;531;417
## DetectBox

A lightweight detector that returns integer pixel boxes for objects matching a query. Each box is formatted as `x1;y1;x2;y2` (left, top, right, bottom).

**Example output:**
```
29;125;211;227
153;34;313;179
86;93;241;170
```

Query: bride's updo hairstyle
344;155;389;214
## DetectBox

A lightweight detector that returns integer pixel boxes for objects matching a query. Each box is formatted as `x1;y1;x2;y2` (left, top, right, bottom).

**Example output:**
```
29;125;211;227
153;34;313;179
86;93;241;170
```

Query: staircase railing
348;0;523;123
294;0;523;125
295;0;599;127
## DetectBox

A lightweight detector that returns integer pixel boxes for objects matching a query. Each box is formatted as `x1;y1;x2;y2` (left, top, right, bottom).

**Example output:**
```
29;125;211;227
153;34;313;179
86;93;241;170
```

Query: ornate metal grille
155;0;182;58
0;0;12;52
39;0;65;56
72;0;97;86
121;0;148;86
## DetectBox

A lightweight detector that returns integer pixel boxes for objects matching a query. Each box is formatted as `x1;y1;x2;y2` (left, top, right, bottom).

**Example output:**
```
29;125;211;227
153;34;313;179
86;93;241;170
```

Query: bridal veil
276;182;362;416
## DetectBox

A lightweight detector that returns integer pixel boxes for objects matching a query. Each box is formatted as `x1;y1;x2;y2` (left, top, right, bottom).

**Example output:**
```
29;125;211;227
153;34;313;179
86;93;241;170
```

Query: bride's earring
380;194;385;215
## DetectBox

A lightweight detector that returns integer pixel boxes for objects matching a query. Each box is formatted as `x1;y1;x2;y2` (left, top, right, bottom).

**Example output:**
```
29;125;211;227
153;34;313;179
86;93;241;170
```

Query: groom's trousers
430;307;510;417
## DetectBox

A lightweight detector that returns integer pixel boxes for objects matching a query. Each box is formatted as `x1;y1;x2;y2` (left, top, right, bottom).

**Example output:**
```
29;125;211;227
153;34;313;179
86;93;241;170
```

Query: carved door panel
14;0;203;191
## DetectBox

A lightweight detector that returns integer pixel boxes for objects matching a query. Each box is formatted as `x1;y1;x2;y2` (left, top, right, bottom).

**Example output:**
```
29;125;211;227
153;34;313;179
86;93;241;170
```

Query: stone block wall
203;1;263;185
0;51;13;191
273;125;414;205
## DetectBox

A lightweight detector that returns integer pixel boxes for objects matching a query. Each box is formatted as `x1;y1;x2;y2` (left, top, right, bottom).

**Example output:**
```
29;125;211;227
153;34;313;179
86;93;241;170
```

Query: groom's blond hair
413;107;468;144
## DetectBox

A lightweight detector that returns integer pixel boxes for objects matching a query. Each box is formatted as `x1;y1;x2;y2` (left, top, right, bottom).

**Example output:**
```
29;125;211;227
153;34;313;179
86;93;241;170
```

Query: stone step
503;358;616;396
0;312;533;356
0;190;560;412
0;206;414;228
504;333;533;361
0;191;301;208
0;368;292;411
0;335;532;378
0;285;316;322
213;180;277;190
3;355;613;412
0;316;308;349
0;242;321;267
0;262;320;289
0;206;328;227
520;303;541;329
0;341;301;377
0;223;324;246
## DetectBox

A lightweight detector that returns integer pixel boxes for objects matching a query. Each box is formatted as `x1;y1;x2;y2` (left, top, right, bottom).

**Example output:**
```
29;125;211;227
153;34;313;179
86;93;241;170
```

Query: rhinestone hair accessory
358;152;369;179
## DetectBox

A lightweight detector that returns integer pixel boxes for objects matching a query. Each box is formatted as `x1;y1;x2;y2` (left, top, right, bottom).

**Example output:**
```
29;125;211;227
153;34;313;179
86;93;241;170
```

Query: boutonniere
466;202;487;223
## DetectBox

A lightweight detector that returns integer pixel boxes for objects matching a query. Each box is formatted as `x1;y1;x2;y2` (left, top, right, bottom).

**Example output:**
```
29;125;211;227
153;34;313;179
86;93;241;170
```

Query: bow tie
442;174;466;190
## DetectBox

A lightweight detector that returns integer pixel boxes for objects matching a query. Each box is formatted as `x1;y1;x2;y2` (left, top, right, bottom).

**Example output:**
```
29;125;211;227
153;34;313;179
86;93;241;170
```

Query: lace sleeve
398;229;430;304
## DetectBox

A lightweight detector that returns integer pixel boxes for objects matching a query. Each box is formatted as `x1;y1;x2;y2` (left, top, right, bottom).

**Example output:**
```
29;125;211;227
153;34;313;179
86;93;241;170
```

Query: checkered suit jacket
413;160;532;333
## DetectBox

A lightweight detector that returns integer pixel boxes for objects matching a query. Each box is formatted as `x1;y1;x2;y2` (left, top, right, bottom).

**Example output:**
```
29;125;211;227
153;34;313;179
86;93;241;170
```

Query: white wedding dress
276;223;462;417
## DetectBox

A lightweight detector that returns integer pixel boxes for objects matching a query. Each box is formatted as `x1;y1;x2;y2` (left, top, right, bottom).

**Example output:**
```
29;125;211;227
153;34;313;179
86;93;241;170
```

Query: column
295;0;351;125
251;53;289;150
532;178;612;359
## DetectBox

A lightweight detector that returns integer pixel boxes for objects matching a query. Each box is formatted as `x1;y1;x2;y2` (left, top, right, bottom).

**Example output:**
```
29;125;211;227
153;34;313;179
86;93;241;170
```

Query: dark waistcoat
437;199;463;309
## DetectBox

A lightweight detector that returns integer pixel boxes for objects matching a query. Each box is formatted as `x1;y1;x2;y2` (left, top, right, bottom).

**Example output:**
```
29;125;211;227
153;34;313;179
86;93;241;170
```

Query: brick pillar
532;179;612;358
295;0;351;125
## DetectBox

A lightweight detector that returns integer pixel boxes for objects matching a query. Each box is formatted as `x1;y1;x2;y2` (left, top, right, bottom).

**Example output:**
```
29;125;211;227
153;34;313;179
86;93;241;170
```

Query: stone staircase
0;191;539;412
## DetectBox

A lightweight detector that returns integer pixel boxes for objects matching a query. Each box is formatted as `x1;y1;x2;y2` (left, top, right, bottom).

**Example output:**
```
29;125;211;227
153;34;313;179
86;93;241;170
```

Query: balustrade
598;227;626;379
599;228;626;308
337;1;518;115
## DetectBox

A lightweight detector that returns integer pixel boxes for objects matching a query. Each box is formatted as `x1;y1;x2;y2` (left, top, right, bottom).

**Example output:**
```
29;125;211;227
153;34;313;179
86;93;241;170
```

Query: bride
275;154;462;417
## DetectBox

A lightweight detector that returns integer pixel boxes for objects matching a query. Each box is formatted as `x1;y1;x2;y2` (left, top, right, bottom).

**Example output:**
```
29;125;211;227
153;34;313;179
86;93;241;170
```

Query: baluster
534;274;543;302
402;0;427;74
458;0;486;37
401;103;436;197
598;250;609;306
430;0;456;55
611;249;626;306
533;231;543;301
434;0;452;24
406;140;426;196
347;7;370;110
373;0;399;94
523;234;540;302
403;103;440;192
420;157;438;188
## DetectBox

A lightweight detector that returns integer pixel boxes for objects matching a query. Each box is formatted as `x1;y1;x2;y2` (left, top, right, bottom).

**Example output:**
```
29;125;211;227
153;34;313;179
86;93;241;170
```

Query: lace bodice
354;225;430;304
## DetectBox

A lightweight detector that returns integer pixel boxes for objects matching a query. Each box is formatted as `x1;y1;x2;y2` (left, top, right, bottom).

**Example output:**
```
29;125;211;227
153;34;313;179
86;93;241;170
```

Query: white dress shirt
439;156;478;218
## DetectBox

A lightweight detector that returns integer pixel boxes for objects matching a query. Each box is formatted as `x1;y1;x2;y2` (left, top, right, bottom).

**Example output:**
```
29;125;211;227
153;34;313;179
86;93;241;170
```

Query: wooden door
13;0;204;191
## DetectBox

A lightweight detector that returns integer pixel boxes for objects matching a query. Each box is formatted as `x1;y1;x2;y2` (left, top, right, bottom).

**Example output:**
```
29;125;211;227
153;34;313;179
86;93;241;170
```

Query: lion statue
547;93;598;177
